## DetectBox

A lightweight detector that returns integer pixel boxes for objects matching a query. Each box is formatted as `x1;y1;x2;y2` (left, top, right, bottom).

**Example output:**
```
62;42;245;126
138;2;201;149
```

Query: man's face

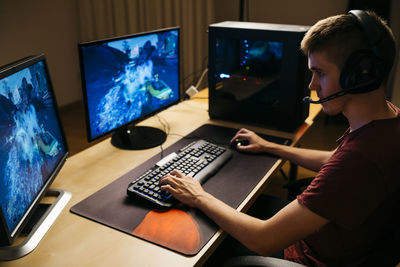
308;51;347;115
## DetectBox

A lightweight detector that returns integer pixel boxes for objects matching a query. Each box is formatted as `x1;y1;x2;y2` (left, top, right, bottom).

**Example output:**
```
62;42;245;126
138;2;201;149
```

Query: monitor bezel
0;54;69;245
78;27;181;143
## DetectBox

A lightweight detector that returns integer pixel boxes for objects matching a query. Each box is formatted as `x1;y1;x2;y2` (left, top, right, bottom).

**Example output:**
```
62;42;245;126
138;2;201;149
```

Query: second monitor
78;27;180;150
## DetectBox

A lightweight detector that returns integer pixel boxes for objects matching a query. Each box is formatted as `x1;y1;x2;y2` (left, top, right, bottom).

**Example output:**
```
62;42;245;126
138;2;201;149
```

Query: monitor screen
0;55;68;244
79;27;180;149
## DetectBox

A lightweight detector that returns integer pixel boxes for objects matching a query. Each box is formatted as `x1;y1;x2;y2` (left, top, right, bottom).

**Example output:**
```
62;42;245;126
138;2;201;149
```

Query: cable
184;68;208;100
155;114;170;135
155;114;171;159
159;143;164;159
182;56;208;87
195;68;208;89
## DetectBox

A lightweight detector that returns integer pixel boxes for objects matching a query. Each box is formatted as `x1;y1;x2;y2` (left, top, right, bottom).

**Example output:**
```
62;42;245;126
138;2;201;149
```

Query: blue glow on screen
0;61;66;233
81;29;180;139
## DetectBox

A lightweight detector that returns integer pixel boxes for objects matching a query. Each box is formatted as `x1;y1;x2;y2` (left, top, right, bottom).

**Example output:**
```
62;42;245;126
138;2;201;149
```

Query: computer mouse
230;138;249;149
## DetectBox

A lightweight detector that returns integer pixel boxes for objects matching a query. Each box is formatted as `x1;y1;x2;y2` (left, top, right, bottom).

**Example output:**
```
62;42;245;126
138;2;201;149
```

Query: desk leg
289;162;298;181
289;143;300;181
286;144;299;200
286;164;299;200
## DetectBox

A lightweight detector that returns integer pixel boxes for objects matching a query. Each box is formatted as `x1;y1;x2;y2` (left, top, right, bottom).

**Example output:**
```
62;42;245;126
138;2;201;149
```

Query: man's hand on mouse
230;128;276;153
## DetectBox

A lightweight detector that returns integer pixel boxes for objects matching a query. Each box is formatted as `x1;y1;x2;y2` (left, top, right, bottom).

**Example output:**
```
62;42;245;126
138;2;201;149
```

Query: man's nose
308;74;319;92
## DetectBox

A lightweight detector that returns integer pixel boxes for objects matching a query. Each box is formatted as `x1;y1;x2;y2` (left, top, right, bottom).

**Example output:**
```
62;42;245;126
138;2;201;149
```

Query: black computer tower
208;21;311;132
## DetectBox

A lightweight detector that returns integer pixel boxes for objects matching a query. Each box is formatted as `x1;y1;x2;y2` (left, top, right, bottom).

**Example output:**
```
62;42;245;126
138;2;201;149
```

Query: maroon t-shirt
284;103;400;266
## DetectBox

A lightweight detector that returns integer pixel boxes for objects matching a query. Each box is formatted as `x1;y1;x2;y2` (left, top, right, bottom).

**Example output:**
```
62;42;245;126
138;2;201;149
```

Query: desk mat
70;124;291;255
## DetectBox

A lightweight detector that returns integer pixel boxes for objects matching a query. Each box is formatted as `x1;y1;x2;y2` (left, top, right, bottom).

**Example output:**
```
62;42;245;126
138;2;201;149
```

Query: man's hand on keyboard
159;170;206;208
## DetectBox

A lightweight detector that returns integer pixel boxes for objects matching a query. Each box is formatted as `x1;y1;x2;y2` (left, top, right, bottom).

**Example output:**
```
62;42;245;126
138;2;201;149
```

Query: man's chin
322;106;341;116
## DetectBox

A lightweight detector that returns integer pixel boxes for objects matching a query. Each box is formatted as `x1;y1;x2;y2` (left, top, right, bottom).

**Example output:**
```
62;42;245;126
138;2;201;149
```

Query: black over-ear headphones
339;10;388;94
303;10;390;104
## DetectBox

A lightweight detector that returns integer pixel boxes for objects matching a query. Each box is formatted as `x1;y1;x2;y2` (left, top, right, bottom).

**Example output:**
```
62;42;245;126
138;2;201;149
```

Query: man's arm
160;171;329;256
264;145;334;172
232;128;334;172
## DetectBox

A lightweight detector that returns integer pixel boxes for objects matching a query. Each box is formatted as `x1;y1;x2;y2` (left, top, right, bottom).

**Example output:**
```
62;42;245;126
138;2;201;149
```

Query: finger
231;128;247;142
160;183;177;194
237;144;252;151
170;169;184;177
238;128;248;134
233;135;251;145
230;135;239;143
231;134;246;143
162;175;184;189
159;174;176;185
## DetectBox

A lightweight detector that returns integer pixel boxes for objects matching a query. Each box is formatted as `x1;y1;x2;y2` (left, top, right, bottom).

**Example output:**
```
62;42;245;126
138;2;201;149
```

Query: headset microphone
302;91;346;104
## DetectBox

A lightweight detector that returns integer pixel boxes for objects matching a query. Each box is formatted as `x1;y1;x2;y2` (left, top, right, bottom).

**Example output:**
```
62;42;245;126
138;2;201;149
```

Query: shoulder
339;108;400;159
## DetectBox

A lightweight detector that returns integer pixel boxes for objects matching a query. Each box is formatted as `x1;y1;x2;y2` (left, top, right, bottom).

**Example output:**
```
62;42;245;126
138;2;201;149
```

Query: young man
160;10;399;266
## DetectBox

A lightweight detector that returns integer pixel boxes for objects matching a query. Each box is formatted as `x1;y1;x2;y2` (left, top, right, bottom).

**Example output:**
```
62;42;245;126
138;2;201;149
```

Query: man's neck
343;89;397;132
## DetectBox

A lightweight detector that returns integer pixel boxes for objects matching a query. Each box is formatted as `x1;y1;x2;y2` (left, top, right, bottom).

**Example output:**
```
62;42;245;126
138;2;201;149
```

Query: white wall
0;0;81;107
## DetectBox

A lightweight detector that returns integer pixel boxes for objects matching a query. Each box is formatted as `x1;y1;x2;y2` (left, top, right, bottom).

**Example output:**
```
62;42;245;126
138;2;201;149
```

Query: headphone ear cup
340;50;386;94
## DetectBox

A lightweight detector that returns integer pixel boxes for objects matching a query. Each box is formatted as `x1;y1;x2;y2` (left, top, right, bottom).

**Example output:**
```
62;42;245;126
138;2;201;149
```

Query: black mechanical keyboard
127;140;233;207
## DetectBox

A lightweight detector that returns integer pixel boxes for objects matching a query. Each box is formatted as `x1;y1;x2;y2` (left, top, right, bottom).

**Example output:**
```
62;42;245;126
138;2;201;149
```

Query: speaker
339;10;387;94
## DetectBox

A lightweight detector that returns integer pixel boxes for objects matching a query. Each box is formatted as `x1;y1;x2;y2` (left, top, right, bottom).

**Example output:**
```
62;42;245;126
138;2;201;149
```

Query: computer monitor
78;27;180;150
0;54;69;247
208;21;310;131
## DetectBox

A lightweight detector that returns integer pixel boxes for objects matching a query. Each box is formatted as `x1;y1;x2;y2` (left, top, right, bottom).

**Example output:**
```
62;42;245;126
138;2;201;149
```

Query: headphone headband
348;10;382;58
339;10;387;93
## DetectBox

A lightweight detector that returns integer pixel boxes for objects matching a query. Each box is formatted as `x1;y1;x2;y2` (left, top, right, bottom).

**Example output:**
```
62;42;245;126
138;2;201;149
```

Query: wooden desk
3;92;320;267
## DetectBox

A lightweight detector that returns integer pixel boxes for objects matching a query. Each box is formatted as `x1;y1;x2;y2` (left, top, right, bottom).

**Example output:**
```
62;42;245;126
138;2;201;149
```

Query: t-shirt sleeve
297;149;385;229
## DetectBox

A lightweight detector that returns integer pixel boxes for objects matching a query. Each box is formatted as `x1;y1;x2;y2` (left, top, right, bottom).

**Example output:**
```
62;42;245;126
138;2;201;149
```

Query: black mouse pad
70;124;291;255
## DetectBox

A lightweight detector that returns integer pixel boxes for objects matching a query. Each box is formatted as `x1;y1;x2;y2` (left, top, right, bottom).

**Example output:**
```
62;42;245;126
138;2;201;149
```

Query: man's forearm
195;192;281;255
266;143;334;172
195;192;329;256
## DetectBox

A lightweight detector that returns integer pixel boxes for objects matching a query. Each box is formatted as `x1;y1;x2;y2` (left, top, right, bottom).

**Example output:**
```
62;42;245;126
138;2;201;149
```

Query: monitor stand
111;125;167;150
0;189;71;261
